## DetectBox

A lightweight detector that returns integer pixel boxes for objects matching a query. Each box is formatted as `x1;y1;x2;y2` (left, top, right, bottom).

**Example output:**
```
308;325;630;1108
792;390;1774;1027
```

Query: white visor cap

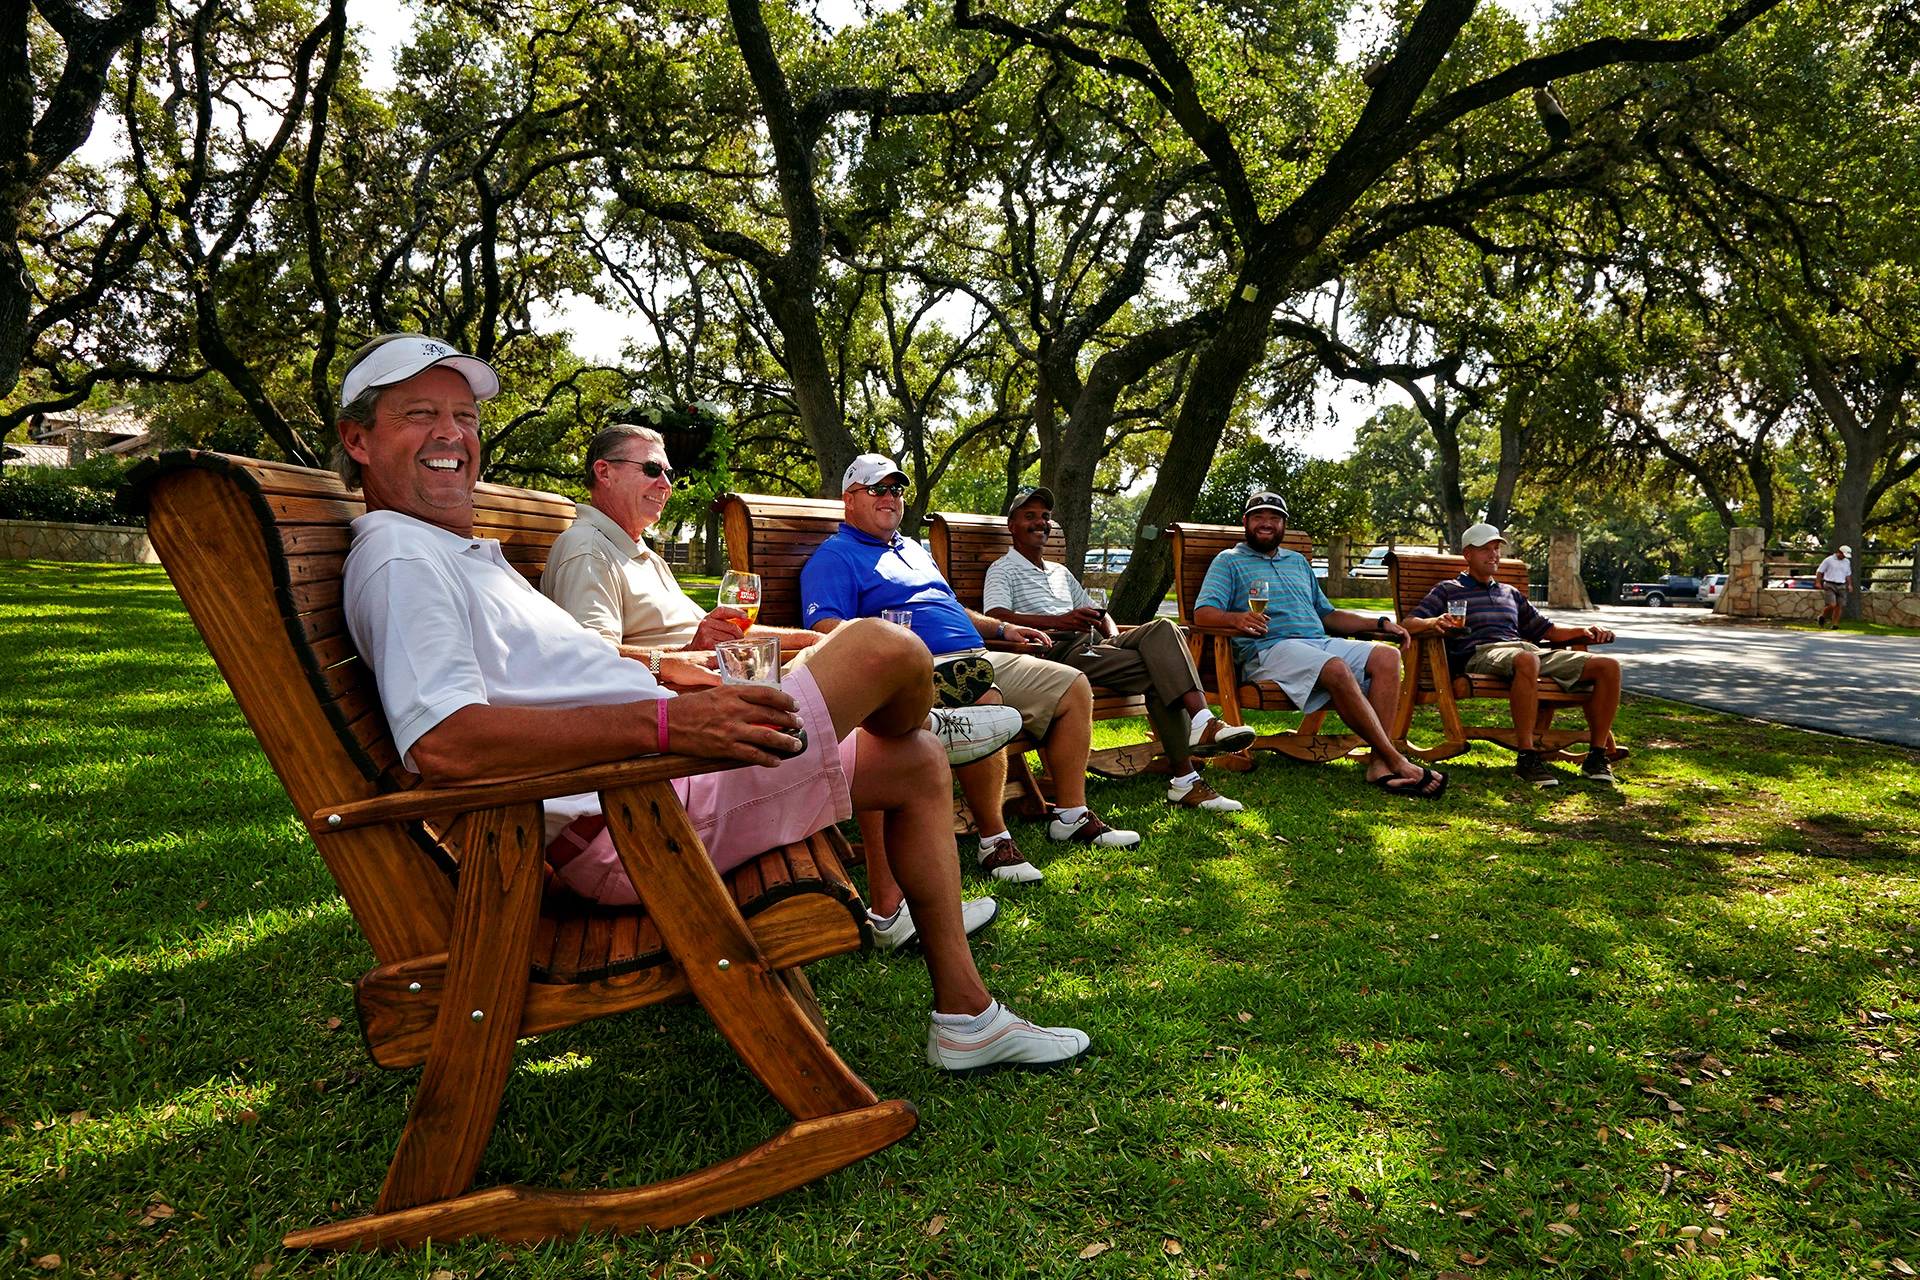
339;336;501;409
843;453;908;492
1460;522;1506;550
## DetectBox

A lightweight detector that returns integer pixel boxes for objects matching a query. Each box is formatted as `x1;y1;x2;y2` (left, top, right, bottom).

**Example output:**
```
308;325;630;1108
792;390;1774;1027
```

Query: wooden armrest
310;753;748;834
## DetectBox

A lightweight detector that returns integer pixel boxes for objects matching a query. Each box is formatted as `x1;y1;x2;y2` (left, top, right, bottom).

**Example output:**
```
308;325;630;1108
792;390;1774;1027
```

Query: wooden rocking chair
125;452;916;1251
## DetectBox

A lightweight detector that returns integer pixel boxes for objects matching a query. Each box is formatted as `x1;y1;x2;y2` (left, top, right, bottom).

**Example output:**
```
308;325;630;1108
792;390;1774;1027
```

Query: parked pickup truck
1619;575;1701;607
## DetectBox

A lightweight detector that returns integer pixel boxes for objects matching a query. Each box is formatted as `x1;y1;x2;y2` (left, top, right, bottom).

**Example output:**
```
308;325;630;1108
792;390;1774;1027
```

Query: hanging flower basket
618;396;731;475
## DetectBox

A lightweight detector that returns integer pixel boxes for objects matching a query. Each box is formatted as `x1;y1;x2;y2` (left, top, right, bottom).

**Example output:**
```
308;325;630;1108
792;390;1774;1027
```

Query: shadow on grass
9;562;1920;1276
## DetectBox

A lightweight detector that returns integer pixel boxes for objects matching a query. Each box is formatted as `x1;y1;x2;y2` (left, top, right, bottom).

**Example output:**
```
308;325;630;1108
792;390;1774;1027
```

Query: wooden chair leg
377;802;545;1215
600;782;875;1120
778;968;829;1038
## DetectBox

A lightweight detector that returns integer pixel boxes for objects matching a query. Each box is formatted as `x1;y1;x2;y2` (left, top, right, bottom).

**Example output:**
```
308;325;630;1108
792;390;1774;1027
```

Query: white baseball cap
842;453;908;492
1461;522;1505;549
339;335;500;408
1840;545;1852;555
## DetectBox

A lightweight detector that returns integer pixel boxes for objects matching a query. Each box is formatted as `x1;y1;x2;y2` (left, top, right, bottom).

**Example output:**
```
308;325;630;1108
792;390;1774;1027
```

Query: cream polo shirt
540;502;706;648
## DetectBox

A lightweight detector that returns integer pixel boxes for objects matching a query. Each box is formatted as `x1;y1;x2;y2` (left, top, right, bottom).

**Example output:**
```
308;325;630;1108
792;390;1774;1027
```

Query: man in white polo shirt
543;423;820;662
330;332;1088;1074
1815;544;1854;629
982;485;1255;812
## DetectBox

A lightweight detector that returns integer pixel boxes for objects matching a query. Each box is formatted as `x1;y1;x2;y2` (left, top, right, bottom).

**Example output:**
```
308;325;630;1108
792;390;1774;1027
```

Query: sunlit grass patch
4;560;1920;1277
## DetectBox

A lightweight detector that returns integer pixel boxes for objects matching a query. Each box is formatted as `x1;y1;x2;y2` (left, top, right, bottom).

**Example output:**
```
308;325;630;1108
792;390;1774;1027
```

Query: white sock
979;832;1010;854
867;903;903;928
1051;805;1087;825
1191;707;1214;729
1171;770;1201;788
930;999;1000;1031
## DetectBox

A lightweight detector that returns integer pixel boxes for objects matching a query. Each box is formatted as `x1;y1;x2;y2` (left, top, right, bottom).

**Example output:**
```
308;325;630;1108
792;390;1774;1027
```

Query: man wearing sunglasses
543;424;820;670
335;336;1088;1074
803;456;1142;895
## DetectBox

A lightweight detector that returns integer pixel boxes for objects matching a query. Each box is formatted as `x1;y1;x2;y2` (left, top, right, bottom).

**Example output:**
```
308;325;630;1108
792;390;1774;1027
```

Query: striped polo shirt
1195;541;1332;663
982;548;1093;618
1412;571;1553;666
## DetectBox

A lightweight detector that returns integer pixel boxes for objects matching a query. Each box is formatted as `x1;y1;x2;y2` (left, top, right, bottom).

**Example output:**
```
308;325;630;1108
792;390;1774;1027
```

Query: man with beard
983;484;1255;812
1192;491;1446;799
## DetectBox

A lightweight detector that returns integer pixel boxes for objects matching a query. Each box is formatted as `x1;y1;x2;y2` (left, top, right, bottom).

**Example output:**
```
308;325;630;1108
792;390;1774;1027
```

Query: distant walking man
1816;544;1854;629
983;485;1256;813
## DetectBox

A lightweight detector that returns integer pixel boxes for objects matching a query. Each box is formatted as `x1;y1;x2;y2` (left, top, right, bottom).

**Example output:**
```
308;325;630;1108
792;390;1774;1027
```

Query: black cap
1244;490;1288;518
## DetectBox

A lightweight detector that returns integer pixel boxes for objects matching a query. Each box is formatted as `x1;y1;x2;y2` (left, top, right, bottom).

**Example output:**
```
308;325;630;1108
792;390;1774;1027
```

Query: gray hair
585;423;667;490
329;333;427;490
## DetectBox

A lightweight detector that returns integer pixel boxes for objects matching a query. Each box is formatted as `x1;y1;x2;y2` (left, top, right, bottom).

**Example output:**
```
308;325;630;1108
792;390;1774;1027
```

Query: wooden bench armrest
310;753;749;834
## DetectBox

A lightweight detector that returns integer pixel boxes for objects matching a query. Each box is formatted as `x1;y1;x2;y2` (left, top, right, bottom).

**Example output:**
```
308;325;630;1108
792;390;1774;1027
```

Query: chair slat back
1165;523;1316;622
126;452;577;965
713;493;849;627
926;511;1068;611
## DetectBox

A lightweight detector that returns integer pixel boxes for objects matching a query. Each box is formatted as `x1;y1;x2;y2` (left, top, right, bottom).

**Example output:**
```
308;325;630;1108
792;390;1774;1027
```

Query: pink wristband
656;697;669;754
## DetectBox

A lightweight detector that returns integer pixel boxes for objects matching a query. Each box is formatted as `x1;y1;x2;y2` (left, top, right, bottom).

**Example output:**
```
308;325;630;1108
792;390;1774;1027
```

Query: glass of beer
715;635;781;687
718;570;761;630
1248;580;1269;616
1447;599;1468;627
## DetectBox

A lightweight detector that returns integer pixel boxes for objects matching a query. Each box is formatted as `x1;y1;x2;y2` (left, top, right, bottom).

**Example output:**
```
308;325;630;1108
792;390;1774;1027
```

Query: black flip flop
1372;766;1447;800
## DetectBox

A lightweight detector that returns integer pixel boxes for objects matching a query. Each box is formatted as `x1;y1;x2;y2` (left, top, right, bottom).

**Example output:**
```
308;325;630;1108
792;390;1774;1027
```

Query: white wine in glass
1248;579;1270;616
718;570;762;630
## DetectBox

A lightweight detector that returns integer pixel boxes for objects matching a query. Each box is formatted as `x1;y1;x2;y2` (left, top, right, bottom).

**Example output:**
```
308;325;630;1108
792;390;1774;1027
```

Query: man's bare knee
1321;658;1357;688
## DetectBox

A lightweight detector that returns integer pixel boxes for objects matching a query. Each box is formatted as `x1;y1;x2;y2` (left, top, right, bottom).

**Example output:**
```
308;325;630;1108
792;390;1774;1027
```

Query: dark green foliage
0;460;142;527
1194;438;1368;535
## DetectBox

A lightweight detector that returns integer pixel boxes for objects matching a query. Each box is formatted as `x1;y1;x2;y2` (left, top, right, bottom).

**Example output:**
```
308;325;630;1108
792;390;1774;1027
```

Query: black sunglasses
857;482;908;498
606;457;675;483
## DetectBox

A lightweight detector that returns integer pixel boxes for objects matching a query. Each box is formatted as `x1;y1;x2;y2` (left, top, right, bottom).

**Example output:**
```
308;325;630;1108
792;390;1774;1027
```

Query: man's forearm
409;702;657;787
967;607;1008;638
987;606;1075;630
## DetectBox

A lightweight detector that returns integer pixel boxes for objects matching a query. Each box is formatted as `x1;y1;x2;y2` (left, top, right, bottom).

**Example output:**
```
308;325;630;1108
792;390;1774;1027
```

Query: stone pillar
1909;541;1919;594
1547;531;1592;609
1719;526;1765;616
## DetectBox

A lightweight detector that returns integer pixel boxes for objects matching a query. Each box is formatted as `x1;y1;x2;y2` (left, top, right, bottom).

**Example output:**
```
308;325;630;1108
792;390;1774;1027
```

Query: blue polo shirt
801;523;982;655
1195;542;1332;664
1412;570;1553;667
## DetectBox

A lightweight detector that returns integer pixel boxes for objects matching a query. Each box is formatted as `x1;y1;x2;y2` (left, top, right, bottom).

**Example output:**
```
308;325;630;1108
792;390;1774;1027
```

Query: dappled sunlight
7;562;1920;1275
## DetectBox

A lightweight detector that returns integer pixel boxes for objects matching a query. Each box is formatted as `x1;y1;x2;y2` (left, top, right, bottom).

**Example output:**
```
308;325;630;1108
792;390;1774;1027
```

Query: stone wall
0;518;157;565
1322;535;1391;599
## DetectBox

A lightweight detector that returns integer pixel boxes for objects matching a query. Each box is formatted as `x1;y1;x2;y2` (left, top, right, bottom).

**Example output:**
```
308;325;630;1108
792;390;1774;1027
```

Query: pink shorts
552;665;859;905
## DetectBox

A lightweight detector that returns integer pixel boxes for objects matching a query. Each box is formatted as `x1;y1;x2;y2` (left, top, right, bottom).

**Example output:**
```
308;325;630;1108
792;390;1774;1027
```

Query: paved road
1575;604;1920;748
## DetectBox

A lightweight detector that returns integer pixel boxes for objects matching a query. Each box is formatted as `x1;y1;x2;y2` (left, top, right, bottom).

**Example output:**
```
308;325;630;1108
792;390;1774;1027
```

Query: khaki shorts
1465;640;1592;692
1823;582;1847;606
985;649;1084;739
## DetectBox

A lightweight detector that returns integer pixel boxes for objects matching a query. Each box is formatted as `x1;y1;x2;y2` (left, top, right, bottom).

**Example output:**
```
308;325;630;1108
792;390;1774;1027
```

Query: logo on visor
421;342;449;357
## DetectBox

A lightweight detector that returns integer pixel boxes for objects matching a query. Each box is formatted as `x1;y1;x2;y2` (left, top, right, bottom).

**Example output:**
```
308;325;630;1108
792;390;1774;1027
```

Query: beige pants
1465;640;1592;691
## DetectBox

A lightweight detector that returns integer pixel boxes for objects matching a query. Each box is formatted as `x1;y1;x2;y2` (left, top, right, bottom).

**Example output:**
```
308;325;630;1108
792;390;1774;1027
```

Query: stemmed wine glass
1084;587;1109;642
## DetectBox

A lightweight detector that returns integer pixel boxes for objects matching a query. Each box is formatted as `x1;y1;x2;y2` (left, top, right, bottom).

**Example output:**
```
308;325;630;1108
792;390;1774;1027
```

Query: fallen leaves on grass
1545;1222;1579;1237
924;1214;946;1237
1163;1238;1183;1255
33;1257;61;1272
136;1203;174;1227
1076;1242;1111;1260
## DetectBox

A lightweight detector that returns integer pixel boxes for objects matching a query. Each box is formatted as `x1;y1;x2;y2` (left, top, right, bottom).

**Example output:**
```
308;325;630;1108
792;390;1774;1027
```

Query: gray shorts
1240;635;1377;713
1823;581;1847;606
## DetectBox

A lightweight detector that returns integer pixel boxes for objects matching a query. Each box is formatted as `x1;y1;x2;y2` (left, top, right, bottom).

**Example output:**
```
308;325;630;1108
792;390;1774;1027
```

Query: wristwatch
648;648;662;677
995;622;1006;639
1377;615;1392;632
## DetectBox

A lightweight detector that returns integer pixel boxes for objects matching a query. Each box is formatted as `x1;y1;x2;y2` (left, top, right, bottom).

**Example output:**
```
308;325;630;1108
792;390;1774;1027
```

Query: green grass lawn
5;560;1920;1278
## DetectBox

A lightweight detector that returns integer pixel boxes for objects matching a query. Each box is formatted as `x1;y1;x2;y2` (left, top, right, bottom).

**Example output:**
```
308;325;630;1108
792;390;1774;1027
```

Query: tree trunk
762;281;858;495
1485;385;1533;531
1108;296;1272;622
